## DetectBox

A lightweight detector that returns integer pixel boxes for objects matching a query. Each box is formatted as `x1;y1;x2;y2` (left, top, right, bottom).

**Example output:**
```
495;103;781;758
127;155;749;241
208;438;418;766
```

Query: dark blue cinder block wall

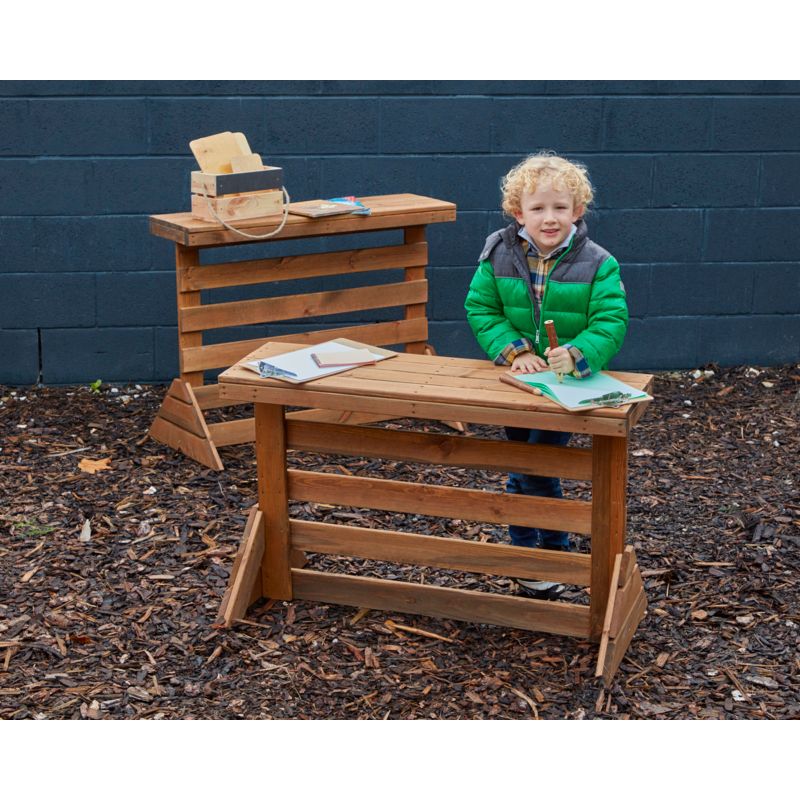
1;80;798;385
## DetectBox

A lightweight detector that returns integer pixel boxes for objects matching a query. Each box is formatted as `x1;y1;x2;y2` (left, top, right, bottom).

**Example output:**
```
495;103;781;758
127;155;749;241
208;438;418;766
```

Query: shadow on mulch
1;364;798;719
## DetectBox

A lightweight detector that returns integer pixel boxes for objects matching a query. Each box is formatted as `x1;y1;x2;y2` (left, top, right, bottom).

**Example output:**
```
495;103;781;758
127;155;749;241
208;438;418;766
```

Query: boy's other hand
544;346;575;375
510;352;548;373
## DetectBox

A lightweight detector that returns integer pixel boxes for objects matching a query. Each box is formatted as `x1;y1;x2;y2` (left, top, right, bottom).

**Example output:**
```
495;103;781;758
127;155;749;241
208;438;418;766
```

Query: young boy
464;152;628;599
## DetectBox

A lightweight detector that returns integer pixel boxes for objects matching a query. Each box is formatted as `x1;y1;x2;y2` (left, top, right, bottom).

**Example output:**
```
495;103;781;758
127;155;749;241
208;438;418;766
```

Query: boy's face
514;184;584;254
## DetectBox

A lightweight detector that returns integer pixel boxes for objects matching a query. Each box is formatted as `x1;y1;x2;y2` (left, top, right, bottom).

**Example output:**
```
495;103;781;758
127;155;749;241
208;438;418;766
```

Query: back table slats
179;242;428;291
180;279;428;333
149;194;457;468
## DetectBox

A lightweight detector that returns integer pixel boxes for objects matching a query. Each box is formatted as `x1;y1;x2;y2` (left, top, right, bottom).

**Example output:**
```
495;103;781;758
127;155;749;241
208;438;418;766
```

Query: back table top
219;342;654;438
150;193;457;247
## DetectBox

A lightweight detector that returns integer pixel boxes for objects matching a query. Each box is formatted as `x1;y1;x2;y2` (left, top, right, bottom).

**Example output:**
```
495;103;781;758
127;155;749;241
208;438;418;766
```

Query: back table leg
589;435;628;641
256;403;293;600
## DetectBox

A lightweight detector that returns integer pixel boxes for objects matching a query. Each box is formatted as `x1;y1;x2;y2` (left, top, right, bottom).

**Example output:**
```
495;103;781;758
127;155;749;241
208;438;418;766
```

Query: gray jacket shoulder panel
479;229;504;262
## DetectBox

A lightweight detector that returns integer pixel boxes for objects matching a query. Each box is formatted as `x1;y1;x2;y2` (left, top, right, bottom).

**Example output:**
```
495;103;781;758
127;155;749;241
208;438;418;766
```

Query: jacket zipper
533;239;574;353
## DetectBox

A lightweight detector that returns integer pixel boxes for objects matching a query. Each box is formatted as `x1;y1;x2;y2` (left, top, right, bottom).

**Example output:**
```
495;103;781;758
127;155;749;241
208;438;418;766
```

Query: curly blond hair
501;152;594;218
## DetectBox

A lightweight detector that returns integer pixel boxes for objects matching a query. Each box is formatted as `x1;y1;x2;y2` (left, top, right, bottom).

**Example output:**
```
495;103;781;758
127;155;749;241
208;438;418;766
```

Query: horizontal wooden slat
286;420;592;480
180;279;428;333
193;383;251;410
290;520;591;585
287;469;593;535
181;318;427;374
207;418;255;447
180;242;428;291
220;381;628;436
292;569;591;638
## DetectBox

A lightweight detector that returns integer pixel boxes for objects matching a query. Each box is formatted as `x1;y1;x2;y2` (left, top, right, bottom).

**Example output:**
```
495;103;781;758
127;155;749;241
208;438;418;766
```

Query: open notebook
242;338;397;384
500;370;651;411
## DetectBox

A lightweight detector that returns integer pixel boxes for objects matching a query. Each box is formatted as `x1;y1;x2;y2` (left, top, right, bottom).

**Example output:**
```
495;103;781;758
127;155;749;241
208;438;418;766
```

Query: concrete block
320;81;547;95
154;327;179;380
546;80;800;95
28;216;152;272
0;273;95;328
96;272;176;326
265;99;379;155
603;98;712;151
148;98;267;155
28;99;147;155
705;209;800;262
713;98;800;151
86;157;188;214
579;155;654;209
595;209;704;263
760;155;800;206
429;266;480;321
428;212;488;268
381;99;491;153
428;321;486;360
648;263;753;315
0;100;30;155
0;159;90;215
613;317;699;371
751;264;800;313
41;327;155;384
697;315;800;366
491;98;603;151
653;154;758;207
0;329;39;385
619;263;651;318
0;217;35;269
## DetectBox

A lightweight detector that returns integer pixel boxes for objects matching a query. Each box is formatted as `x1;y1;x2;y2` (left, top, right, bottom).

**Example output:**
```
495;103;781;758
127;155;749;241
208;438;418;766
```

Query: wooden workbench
147;194;457;469
216;341;654;686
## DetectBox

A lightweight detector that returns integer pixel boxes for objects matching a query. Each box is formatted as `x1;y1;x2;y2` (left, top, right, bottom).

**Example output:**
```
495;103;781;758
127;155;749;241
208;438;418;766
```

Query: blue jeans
505;426;572;550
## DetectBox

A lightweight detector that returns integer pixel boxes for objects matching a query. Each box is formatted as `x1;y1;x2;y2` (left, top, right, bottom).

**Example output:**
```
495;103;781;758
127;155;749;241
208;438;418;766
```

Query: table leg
589;435;628;641
403;225;428;355
256;402;293;600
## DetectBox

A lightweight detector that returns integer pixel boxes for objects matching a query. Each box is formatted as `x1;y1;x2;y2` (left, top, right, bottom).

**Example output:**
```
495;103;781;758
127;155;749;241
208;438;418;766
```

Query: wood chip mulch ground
1;364;798;720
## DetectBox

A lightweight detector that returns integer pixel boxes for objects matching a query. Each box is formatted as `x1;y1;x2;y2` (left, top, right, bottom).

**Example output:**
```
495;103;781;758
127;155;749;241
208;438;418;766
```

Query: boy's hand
510;351;548;374
544;346;575;375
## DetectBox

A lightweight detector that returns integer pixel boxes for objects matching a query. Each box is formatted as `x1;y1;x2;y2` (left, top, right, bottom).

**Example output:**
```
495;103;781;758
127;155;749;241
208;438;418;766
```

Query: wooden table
147;194;456;470
216;342;654;686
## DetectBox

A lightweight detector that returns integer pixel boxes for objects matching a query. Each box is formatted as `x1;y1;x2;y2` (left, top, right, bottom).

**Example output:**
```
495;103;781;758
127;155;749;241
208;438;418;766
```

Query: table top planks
219;341;654;437
150;193;457;246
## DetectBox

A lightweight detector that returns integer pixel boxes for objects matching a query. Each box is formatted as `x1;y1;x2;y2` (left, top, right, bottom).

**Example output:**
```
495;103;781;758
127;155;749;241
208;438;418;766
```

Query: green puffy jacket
464;220;628;374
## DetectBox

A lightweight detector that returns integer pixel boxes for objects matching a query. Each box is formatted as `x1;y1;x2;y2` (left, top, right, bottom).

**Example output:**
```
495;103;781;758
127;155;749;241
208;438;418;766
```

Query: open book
243;338;396;384
500;370;651;412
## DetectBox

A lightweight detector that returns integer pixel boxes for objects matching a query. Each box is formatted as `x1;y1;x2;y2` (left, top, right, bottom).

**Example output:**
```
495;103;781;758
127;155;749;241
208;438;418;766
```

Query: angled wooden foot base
596;545;648;687
216;507;265;627
149;379;224;470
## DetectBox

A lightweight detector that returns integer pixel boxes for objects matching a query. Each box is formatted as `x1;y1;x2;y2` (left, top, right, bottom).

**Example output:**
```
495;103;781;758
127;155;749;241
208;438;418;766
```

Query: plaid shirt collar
518;224;577;258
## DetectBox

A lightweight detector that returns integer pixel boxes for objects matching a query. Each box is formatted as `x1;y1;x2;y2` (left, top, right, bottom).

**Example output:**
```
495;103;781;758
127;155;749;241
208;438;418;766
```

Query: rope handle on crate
199;185;292;240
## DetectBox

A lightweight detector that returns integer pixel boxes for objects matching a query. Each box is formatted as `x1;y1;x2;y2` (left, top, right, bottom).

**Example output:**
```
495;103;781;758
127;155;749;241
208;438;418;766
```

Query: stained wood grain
257;404;292;600
287;469;593;534
290;520;592;585
179;243;427;292
180;279;428;333
286;420;593;480
292;570;591;638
